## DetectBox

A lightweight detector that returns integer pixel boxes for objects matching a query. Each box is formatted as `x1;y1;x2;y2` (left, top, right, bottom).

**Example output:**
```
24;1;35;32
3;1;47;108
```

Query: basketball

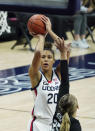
27;14;47;35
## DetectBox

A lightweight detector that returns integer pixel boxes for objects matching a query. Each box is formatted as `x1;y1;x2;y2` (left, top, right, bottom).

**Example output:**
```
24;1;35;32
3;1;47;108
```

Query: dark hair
44;41;55;58
59;94;78;116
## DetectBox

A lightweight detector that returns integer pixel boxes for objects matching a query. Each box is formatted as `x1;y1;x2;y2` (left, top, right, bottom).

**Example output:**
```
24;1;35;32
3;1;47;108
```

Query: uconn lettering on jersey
42;81;59;91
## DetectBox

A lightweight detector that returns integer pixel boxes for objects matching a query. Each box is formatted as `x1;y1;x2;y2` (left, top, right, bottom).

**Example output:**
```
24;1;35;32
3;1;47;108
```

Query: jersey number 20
47;93;58;104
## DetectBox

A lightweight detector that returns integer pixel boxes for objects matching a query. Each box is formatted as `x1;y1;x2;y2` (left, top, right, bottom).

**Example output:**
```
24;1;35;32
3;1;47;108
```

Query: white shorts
27;117;52;131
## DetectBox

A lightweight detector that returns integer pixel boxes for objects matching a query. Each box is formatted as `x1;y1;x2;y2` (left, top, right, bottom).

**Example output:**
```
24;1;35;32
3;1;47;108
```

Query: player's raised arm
28;35;45;88
41;16;70;77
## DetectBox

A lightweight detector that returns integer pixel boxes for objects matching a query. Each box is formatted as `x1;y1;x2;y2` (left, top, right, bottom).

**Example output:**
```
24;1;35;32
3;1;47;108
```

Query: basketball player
51;36;81;131
27;16;71;131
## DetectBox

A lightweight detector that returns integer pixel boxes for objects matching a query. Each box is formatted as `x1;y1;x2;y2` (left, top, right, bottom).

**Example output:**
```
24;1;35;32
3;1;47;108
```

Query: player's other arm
55;38;70;93
28;35;45;88
56;38;70;106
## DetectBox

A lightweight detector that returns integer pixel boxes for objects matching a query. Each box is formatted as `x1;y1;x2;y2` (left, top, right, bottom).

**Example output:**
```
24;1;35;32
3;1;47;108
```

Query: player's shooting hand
41;16;52;32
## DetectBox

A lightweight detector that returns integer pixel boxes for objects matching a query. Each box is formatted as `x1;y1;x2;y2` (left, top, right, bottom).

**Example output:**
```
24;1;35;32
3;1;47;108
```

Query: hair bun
44;42;52;49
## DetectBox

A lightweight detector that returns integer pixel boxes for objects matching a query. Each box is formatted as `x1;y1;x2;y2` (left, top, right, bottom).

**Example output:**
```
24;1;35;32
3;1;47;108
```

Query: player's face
41;50;55;71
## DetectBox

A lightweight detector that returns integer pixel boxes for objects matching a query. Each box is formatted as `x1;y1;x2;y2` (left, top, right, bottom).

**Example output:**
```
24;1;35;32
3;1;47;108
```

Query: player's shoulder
70;117;81;131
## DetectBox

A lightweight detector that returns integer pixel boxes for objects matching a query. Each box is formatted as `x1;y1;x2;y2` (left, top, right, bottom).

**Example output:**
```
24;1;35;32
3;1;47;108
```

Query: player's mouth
43;63;49;67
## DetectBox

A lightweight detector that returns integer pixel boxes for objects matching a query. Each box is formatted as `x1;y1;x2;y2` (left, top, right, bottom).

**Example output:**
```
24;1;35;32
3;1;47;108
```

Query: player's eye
48;55;52;59
41;55;46;58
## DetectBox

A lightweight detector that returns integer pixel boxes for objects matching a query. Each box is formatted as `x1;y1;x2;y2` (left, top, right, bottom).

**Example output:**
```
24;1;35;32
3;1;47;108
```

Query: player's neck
72;111;77;118
43;70;53;81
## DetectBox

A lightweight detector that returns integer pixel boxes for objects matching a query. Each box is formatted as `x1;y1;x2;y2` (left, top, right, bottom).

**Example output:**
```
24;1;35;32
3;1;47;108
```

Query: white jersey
29;69;60;131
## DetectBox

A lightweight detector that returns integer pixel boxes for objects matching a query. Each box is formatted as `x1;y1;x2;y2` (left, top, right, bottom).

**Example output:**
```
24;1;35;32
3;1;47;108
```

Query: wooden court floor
0;33;95;131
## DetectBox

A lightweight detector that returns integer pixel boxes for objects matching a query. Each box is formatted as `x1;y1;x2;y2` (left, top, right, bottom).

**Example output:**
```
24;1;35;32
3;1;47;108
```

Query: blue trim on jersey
54;69;60;81
41;70;53;82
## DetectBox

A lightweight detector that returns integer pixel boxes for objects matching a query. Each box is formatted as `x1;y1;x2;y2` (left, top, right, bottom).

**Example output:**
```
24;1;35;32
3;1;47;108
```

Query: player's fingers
55;37;62;45
67;43;71;50
62;37;64;41
30;32;37;36
61;37;65;46
54;41;62;51
41;16;48;23
67;43;71;52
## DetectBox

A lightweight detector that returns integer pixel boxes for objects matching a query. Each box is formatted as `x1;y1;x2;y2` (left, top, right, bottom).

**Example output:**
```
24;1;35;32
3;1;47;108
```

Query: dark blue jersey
51;60;81;131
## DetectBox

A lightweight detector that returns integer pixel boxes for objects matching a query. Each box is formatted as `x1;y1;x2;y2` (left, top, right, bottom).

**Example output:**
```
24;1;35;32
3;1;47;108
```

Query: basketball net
0;11;11;36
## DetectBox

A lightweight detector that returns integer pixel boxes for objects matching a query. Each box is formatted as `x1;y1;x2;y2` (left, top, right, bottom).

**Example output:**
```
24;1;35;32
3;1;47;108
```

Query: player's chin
42;66;49;71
